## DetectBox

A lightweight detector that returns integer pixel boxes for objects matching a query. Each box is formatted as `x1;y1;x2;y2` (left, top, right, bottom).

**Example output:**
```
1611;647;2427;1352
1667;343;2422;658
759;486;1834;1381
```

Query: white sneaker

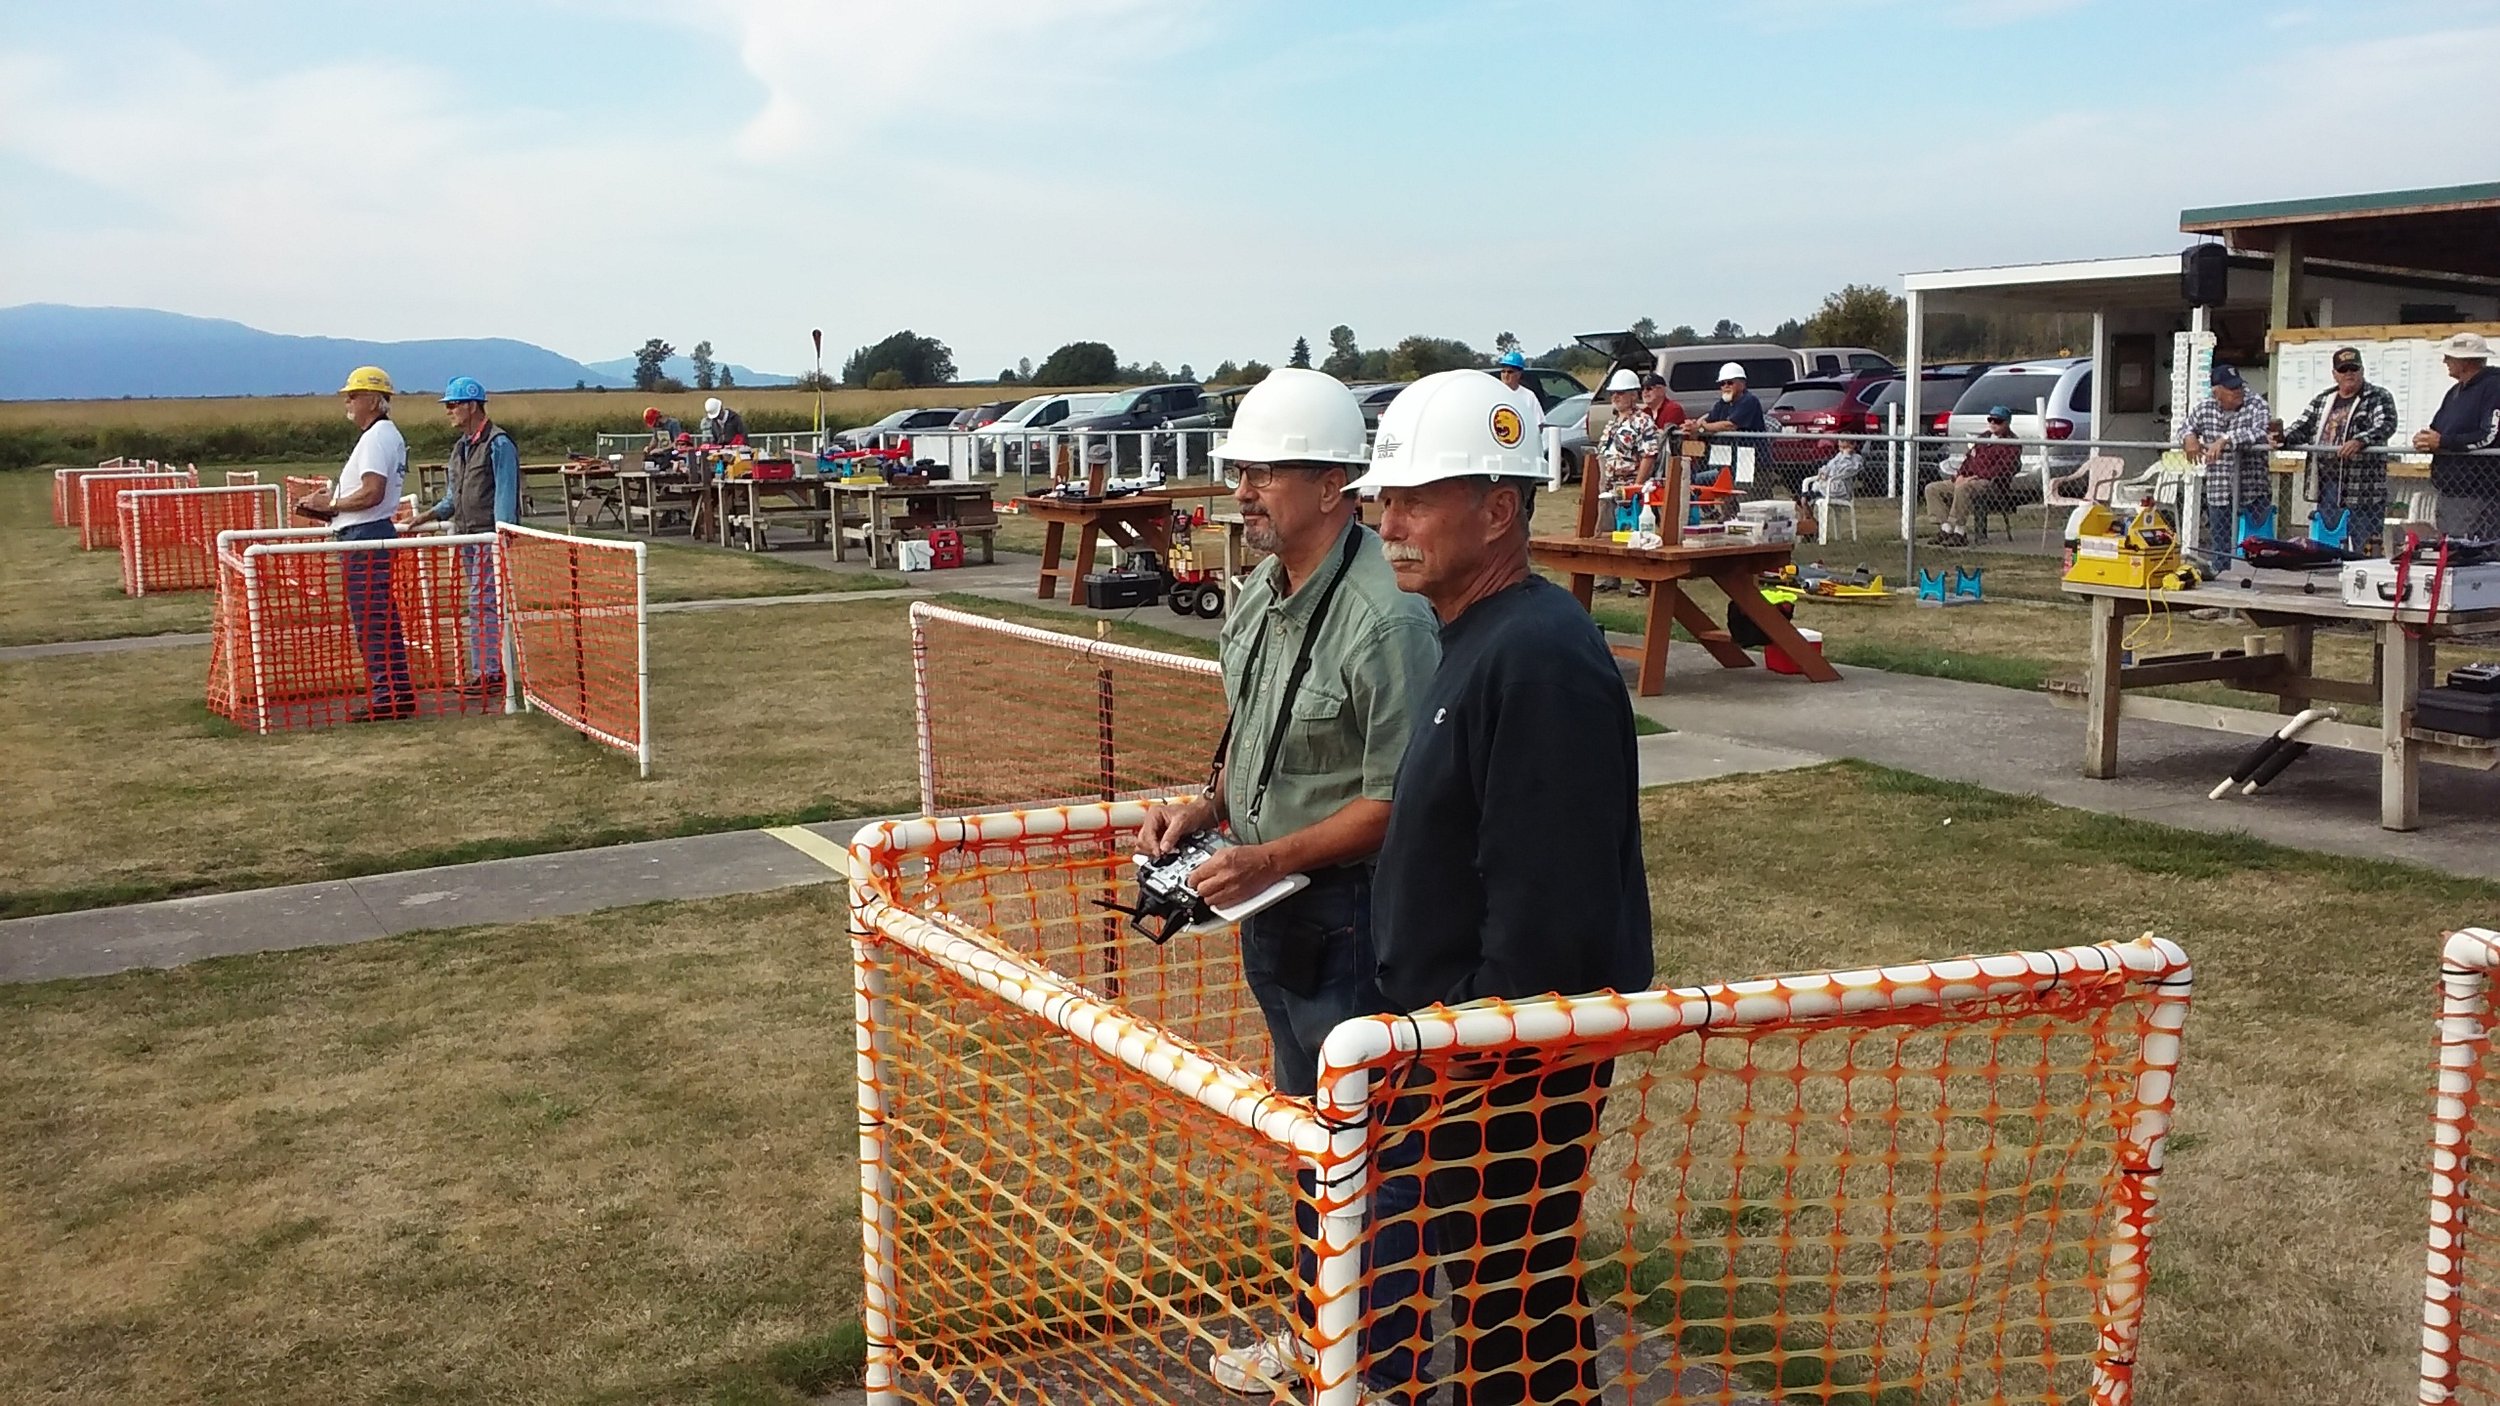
1210;1328;1312;1394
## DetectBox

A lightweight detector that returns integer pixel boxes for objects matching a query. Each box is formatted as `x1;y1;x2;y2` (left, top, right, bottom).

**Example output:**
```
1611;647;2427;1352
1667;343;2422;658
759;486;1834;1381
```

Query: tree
793;371;837;390
1210;358;1240;382
717;365;735;389
573;379;587;390
1534;341;1606;375
841;330;957;387
1766;318;1806;349
1236;360;1272;385
1629;317;1659;343
632;339;675;392
1320;325;1362;380
1660;324;1700;347
1356;348;1391;380
1034;340;1119;386
1289;336;1312;369
690;340;716;391
1143;361;1168;381
1385;335;1481;381
998;367;1020;384
1710;318;1746;340
1494;330;1520;355
868;369;905;391
1801;283;1908;359
1178;363;1196;382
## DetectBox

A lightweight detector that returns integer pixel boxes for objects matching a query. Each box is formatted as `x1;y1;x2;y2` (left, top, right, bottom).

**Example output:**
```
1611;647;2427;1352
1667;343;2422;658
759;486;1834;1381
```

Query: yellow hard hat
338;365;395;395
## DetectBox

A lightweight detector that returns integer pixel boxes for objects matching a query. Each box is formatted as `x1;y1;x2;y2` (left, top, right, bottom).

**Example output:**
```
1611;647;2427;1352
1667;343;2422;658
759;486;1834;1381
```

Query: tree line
710;286;2092;395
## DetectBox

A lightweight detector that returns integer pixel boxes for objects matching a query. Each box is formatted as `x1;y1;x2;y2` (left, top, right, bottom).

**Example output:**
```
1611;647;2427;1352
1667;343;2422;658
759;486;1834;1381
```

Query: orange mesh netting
499;525;649;776
846;806;2194;1406
79;468;197;550
283;475;332;526
2422;927;2500;1405
910;601;1226;815
117;484;283;595
205;527;509;732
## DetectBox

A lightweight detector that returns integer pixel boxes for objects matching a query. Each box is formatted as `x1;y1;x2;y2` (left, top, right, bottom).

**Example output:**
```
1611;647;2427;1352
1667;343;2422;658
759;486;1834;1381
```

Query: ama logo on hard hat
1488;403;1524;449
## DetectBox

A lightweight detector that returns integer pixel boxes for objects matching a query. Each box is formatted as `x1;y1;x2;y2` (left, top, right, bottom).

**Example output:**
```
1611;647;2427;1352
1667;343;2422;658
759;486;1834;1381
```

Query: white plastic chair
2040;454;2123;546
1805;455;1861;540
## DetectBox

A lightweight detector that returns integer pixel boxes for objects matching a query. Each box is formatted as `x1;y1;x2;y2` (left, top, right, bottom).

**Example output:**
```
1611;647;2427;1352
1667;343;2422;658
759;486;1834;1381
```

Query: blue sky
3;0;2495;379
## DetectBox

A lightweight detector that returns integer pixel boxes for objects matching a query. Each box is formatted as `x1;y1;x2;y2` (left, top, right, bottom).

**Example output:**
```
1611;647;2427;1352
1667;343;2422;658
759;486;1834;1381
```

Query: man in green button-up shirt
1138;368;1439;1397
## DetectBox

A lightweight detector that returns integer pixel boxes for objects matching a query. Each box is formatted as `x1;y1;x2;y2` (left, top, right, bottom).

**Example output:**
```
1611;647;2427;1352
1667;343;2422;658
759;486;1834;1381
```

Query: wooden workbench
2058;574;2500;831
1012;487;1223;603
832;481;998;567
1530;535;1839;694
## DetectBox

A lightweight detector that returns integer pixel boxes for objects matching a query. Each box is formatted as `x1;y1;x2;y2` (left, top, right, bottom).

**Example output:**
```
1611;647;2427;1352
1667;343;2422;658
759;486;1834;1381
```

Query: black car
1060;383;1214;470
947;399;1020;431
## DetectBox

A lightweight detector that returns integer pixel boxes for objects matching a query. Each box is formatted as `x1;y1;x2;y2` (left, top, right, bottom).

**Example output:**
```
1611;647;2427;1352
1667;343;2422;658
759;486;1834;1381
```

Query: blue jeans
1238;872;1420;1390
338;519;413;710
461;541;502;683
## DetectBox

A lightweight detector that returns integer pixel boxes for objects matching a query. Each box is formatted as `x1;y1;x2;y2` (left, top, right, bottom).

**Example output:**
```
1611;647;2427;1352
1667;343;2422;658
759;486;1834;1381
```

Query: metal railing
871;427;1233;493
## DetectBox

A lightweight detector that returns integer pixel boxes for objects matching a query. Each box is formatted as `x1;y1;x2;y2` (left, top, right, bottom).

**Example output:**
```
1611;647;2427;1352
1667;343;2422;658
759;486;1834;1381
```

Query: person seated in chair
1799;439;1863;535
1924;407;2018;546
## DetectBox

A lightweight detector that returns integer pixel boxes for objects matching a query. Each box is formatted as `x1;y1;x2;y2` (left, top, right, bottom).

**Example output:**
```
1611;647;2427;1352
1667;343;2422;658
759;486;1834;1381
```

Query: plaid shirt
2280;380;2397;498
1598;408;1660;489
2181;391;2275;497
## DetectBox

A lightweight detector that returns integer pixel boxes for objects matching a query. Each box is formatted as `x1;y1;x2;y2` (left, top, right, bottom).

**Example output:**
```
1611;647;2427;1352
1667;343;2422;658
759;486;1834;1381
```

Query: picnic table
1530;536;1837;695
710;476;835;552
561;462;621;529
1012;486;1226;604
2056;573;2500;831
831;480;999;567
614;468;707;537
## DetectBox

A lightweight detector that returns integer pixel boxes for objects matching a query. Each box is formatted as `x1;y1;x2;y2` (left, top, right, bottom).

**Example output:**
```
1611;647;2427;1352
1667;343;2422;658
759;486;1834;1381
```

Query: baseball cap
2331;347;2363;371
1986;405;2012;421
1640;372;1666;389
2440;332;2492;361
2210;363;2245;390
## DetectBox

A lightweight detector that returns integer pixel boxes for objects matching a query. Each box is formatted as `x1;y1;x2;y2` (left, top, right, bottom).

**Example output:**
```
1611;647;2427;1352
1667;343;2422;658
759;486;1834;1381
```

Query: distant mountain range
0;305;791;400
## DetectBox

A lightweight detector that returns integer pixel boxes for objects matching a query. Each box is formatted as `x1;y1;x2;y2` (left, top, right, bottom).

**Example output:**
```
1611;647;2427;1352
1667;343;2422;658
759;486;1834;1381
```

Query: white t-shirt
331;417;408;530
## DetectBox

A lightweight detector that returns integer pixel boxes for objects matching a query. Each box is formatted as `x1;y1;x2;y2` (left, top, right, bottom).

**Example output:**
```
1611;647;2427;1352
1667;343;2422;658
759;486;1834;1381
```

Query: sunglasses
2333;362;2362;373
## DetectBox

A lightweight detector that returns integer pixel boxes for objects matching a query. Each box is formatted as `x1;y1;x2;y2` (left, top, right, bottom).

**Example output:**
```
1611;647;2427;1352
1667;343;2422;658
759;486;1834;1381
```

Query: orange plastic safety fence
283;475;331;526
2422;928;2500;1405
910;601;1227;815
117;485;283;595
79;469;197;550
205;528;508;732
54;461;157;526
499;525;649;775
847;808;2194;1406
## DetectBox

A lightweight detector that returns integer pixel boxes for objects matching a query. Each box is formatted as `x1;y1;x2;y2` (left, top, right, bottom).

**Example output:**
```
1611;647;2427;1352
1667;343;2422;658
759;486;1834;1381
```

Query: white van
1946;358;2094;481
1651;343;1893;418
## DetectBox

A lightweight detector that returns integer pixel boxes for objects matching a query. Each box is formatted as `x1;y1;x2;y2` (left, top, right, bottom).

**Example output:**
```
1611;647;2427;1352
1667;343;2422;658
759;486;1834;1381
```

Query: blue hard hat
442;376;487;404
1495;349;1527;371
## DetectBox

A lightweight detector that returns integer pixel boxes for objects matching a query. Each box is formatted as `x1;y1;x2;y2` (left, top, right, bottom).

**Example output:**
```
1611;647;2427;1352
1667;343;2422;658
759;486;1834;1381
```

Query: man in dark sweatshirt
2412;332;2500;540
1347;369;1654;1406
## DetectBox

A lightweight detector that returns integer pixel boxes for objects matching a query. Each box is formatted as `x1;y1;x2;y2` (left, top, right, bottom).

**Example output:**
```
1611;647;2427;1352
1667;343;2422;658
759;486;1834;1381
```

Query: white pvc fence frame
499;522;651;778
906;600;1222;816
845;801;2197;1406
118;483;282;595
76;468;198;549
211;525;510;735
2422;926;2500;1405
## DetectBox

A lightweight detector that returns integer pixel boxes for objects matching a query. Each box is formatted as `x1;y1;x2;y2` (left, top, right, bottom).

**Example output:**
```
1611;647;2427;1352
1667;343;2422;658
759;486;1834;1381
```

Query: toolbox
2339;560;2500;613
1083;571;1163;609
2416;686;2500;739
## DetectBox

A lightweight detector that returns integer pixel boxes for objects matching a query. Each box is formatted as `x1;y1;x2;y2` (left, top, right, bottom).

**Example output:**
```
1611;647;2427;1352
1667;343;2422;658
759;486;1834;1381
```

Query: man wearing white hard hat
1137;367;1440;1398
1352;369;1654;1406
1688;359;1767;487
700;395;748;447
2411;332;2500;539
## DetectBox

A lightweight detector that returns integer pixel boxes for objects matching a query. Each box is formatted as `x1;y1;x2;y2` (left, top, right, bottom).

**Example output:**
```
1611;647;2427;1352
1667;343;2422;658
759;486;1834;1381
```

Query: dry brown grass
0;386;1084;434
0;600;923;915
0;885;862;1405
1;765;2488;1403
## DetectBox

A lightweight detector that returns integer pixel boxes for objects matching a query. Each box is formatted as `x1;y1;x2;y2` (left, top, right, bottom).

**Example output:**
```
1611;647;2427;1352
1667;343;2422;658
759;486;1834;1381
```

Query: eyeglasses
1220;462;1325;490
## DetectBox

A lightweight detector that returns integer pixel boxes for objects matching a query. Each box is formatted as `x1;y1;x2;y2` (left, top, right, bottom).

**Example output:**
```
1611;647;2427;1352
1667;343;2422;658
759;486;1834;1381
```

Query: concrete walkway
0;731;1815;984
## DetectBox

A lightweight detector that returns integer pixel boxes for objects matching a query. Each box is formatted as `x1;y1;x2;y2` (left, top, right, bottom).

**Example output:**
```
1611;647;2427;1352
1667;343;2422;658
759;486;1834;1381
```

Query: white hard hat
1208;367;1369;465
1716;362;1747;383
1602;369;1641;395
1346;370;1545;494
705;397;724;416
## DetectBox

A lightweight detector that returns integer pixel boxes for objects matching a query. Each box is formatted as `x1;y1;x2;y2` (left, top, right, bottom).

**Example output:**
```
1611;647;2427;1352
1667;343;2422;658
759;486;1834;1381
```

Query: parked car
1545;392;1593;483
1946;358;2094;485
1766;371;1898;484
835;406;960;450
946;399;1020;431
1058;382;1213;434
1351;382;1409;428
1798;346;1899;378
1863;368;1991;484
973;391;1115;472
1515;365;1588;413
1204;384;1254;429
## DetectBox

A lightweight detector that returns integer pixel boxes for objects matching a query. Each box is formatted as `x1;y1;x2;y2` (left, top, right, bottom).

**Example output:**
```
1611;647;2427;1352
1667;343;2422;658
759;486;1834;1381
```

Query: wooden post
2084;593;2124;779
2382;622;2424;831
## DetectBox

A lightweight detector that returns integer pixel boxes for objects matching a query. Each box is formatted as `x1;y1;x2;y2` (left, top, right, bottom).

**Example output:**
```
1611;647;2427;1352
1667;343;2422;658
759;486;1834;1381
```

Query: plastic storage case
2416;687;2500;739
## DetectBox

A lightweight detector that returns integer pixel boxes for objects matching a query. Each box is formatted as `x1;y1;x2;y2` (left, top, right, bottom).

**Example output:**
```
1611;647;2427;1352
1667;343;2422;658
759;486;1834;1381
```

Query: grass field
0;468;893;646
3;764;2488;1403
0;385;1080;435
